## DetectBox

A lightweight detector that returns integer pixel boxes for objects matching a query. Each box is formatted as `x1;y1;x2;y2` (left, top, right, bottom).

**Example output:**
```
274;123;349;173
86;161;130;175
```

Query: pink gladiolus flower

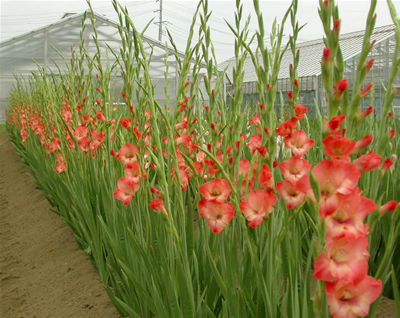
149;197;167;215
353;150;381;173
124;161;142;182
247;135;262;153
240;189;277;228
78;137;91;152
96;110;105;122
278;156;311;183
284;130;315;156
61;108;72;125
175;134;192;147
352;135;373;154
276;180;305;209
258;164;274;189
313;160;360;197
175;120;189;130
313;236;369;284
55;162;67;173
199;178;231;202
276;117;297;137
250;115;261;126
74;125;88;141
113;176;140;205
117;143;139;165
294;104;308;120
198;199;235;233
324;115;346;136
379;200;398;216
91;130;105;149
323;135;356;160
325;276;382;318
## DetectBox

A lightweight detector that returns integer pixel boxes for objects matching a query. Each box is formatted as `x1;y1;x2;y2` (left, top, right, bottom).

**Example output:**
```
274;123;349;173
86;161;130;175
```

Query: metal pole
158;0;163;42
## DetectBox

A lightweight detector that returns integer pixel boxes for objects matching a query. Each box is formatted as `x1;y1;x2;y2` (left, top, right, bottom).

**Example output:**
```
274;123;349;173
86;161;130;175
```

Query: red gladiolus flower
250;115;261;126
204;159;219;175
259;164;274;189
389;128;396;140
55;162;67;173
96;110;105;122
324;115;346;136
276;117;297;137
240;189;277;228
323;48;331;63
334;79;349;98
117;143;139;165
379;200;398;216
333;19;341;36
175;134;192;147
199;178;231;202
357;106;373;122
175;120;189;130
113;176;140;205
351;135;373;155
120;118;132;129
287;91;293;102
325;276;382;318
279;156;311;184
366;59;375;72
78;137;91;152
149;197;167;215
353;150;381;173
360;83;373;97
313;236;369;284
198;199;235;233
247;135;262;153
323;135;356;160
276;180;305;209
294;104;308;120
124;161;142;182
284;130;315;156
381;158;394;174
91;130;105;149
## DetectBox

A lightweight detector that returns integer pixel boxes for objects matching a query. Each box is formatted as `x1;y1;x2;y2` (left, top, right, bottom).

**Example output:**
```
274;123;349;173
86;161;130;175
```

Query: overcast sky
1;0;400;62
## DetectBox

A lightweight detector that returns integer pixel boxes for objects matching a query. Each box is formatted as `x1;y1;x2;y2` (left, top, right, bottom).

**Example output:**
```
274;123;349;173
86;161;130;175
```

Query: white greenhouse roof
221;24;396;83
0;11;186;80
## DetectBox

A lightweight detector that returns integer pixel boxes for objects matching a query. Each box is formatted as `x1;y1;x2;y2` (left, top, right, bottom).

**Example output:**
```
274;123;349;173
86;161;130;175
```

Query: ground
0;132;120;318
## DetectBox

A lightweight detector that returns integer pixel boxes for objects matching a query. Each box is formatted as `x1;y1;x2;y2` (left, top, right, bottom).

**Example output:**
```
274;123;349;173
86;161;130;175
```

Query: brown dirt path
0;132;120;318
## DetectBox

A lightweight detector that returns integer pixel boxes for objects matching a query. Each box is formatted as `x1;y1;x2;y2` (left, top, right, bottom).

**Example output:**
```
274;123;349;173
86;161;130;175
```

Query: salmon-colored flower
294;104;308;120
324;115;346;136
74;125;88;141
247;135;262;153
250;115;261;126
284;130;315;156
78;137;91;152
323;135;356;160
240;189;277;228
353;150;381;173
276;117;297;137
55;162;67;173
325;276;382;318
96;110;105;122
278;156;311;183
258;164;274;189
149;196;167;215
199;178;231;202
113;176;140;205
276;180;305;209
198;199;235;233
91;130;105;149
124;161;142;182
117;143;139;165
352;135;373;154
381;158;394;174
379;200;398;216
357;106;373;122
313;236;369;284
120;118;131;129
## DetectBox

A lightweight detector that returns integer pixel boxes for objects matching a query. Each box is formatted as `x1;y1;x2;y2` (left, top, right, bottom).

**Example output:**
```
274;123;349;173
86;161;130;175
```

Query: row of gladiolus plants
5;0;400;317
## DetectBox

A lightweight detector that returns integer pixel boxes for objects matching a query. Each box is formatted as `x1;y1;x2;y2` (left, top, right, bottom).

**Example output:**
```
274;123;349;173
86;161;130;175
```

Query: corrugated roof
221;24;396;83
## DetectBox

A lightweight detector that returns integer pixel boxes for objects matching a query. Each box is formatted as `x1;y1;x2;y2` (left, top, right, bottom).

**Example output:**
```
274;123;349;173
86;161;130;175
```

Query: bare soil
0;132;120;318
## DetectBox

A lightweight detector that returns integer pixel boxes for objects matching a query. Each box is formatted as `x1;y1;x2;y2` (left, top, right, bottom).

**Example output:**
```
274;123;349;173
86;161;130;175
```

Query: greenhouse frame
221;24;400;117
0;11;223;124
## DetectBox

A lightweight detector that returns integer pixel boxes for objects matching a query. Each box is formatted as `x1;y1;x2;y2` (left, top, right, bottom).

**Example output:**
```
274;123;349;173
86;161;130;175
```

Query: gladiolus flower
379;200;398;216
250;115;261;126
95;98;102;107
333;19;341;36
334;79;349;98
120;118;131;129
325;276;382;318
113;176;140;205
357;106;373;122
323;135;355;160
124;161;142;182
259;164;274;189
287;91;293;102
324;115;346;136
389;128;396;140
323;48;331;63
175;134;192;147
353;150;381;173
175;120;189;130
294;104;308;120
199;178;231;202
117;143;139;165
366;59;375;72
276;117;297;137
276;180;305;209
351;135;373;155
247;135;262;153
313;236;369;284
284;130;315;156
278;156;311;183
78;137;91;152
149;197;167;215
198;199;235;233
360;83;373;97
96;110;105;122
381;158;394;174
55;162;67;173
240;189;277;228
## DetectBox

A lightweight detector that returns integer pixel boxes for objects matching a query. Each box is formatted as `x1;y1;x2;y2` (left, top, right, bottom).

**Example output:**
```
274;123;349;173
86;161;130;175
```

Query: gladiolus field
4;0;400;317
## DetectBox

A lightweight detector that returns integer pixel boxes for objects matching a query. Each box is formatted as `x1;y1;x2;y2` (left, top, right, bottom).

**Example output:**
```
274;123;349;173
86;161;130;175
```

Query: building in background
221;25;400;117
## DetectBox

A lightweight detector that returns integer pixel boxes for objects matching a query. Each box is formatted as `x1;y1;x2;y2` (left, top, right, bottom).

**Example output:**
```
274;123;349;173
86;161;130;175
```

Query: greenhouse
0;10;219;124
222;24;400;116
